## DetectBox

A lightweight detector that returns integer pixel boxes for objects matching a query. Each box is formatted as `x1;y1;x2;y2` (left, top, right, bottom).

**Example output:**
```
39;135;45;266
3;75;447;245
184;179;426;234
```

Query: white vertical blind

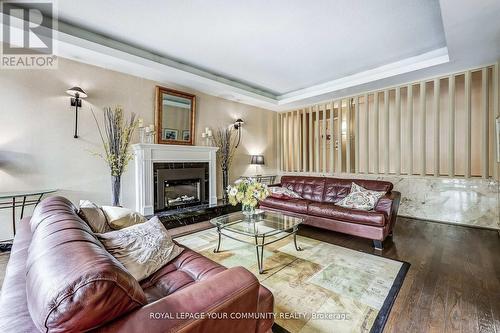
448;75;455;177
373;92;379;174
433;79;440;176
407;84;413;175
364;94;369;174
464;71;471;178
384;90;390;174
302;109;307;172
420;82;426;176
355;96;360;174
481;68;489;178
395;87;401;175
346;99;352;173
329;102;335;173
278;64;496;180
494;64;499;180
314;106;320;172
337;100;343;173
308;106;313;172
322;104;327;173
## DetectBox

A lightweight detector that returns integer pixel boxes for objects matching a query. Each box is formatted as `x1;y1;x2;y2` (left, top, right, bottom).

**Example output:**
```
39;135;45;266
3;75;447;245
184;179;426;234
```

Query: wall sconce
66;86;87;138
234;118;244;148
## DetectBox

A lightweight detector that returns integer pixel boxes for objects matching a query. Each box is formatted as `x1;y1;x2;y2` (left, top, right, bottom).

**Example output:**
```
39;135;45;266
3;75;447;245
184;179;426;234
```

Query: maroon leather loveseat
260;176;401;249
0;196;274;333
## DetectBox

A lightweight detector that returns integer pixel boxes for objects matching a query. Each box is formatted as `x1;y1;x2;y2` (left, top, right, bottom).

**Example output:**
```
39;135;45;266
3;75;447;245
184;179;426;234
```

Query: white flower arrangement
226;178;270;210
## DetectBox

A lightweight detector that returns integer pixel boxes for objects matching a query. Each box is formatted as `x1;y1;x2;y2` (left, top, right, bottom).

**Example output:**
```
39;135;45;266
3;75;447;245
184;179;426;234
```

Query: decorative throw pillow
101;206;147;230
336;182;386;211
268;186;302;199
96;216;184;281
78;200;112;233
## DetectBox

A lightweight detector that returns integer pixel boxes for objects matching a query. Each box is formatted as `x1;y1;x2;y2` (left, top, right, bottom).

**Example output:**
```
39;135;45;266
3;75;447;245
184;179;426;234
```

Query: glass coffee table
210;210;304;274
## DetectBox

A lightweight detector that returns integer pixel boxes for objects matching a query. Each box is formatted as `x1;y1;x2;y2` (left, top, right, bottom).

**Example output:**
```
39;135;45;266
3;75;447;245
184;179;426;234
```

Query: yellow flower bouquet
226;178;270;215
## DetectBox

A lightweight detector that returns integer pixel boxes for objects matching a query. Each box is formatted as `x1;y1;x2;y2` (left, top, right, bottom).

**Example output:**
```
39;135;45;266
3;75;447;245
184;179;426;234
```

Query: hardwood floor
298;217;500;333
0;217;498;332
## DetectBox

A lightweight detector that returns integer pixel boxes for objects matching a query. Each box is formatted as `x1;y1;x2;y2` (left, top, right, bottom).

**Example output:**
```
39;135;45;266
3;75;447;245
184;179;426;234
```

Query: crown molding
1;12;450;111
277;48;449;105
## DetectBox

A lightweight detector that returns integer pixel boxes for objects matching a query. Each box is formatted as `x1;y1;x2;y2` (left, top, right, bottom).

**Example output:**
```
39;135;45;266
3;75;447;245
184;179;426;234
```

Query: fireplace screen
164;178;201;208
154;166;207;212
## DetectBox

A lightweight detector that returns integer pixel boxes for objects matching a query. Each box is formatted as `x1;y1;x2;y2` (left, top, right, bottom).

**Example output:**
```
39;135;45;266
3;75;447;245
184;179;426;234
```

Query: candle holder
143;125;155;143
201;127;213;146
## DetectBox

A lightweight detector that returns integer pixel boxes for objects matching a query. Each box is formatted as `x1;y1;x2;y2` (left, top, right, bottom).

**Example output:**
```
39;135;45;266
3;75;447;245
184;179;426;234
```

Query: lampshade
250;155;265;165
66;87;87;98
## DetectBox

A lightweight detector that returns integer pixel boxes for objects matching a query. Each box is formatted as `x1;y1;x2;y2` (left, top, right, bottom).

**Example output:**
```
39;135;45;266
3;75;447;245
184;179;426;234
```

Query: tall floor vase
111;175;121;206
222;167;229;203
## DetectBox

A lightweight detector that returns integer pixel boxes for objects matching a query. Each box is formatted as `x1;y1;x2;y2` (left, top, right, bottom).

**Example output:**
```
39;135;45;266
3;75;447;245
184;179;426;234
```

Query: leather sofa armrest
374;191;401;232
97;267;263;333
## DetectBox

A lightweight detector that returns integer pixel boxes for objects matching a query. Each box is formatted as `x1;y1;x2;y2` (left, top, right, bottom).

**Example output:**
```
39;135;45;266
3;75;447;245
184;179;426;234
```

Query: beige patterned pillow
336;183;386;211
96;216;184;281
101;206;147;230
78;200;112;233
268;186;302;199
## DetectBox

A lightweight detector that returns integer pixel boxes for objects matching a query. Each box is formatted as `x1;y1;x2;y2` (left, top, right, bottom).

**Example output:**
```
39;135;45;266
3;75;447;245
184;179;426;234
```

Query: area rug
175;228;409;333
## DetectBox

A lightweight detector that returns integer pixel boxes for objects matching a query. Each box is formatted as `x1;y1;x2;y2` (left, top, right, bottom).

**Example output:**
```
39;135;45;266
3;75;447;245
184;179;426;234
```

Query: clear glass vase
111;175;121;207
242;204;256;216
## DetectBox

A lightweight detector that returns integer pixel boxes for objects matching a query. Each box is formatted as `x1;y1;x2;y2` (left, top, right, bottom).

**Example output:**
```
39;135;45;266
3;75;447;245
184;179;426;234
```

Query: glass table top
210;210;303;237
0;189;58;199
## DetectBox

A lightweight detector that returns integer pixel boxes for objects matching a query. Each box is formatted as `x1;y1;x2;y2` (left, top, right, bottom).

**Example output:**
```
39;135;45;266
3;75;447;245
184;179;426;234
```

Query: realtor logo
1;1;57;69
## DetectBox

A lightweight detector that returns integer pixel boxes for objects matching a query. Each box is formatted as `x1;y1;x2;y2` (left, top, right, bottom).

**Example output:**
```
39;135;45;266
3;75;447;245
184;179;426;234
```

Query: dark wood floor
0;218;498;332
298;217;500;333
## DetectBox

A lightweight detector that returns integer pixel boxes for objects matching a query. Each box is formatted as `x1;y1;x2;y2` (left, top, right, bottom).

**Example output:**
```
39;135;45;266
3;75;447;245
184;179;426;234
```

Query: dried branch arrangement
91;106;138;177
211;127;238;172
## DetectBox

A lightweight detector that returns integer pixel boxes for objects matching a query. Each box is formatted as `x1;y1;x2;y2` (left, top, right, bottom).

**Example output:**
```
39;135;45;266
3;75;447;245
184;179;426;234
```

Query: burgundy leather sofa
260;176;401;249
0;196;274;333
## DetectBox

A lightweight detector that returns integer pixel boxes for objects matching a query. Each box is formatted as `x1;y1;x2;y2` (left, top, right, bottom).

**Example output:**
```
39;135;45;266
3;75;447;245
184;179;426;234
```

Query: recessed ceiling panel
52;0;446;95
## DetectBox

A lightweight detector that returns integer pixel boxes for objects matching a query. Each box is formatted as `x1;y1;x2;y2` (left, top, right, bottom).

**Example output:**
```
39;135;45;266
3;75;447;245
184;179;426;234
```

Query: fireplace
154;163;209;212
133;144;218;215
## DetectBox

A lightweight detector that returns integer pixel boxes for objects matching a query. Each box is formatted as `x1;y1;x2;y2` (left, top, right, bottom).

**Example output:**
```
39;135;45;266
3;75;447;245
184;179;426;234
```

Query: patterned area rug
175;228;409;333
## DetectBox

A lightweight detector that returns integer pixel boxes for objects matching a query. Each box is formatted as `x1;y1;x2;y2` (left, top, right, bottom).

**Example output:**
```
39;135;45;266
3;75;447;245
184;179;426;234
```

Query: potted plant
92;106;138;206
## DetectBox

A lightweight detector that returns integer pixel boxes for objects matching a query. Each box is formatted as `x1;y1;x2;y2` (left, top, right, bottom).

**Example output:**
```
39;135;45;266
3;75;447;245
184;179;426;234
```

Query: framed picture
163;128;178;140
182;130;190;141
155;86;196;146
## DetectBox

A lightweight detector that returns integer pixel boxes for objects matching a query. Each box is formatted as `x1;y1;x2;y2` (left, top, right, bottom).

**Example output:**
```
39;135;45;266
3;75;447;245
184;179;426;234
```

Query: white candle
201;133;206;138
205;127;210;133
149;124;155;132
207;130;212;137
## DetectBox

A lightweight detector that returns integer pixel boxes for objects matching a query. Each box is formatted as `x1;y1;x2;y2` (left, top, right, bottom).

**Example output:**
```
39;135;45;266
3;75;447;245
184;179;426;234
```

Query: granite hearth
151;201;241;229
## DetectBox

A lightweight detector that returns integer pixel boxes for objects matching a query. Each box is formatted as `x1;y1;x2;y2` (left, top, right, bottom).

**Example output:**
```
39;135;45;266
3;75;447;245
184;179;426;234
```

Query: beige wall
0;57;277;241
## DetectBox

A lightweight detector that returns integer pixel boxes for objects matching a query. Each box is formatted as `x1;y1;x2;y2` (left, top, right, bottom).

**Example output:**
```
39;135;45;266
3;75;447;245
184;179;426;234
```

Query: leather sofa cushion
280;176;326;202
307;202;387;227
0;218;38;333
26;197;147;332
322;178;393;203
259;197;309;214
140;248;226;302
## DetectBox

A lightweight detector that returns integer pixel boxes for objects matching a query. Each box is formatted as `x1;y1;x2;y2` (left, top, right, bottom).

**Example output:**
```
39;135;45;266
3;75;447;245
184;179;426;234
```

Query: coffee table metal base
213;225;302;274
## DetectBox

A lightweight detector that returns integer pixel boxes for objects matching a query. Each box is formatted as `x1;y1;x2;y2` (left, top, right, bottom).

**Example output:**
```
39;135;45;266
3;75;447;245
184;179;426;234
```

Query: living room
0;1;499;332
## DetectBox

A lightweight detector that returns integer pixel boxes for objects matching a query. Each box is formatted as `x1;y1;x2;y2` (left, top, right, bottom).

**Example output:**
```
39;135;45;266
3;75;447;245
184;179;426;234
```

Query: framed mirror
155;86;196;145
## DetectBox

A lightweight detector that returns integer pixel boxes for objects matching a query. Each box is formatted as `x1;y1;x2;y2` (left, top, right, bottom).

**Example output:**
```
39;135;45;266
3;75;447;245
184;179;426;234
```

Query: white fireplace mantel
133;143;218;215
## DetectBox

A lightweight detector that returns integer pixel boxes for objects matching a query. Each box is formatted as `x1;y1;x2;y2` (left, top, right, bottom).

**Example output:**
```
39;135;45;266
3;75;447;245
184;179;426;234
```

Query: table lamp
250;155;265;176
